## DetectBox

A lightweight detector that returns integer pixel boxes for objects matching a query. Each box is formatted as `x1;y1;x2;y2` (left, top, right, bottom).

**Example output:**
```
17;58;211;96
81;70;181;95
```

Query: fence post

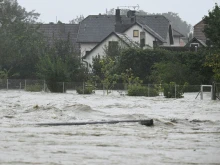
20;82;21;91
24;80;26;91
7;79;8;90
83;82;84;94
212;82;216;100
103;84;105;95
200;85;203;100
148;84;150;97
175;84;177;98
44;80;46;92
63;82;65;93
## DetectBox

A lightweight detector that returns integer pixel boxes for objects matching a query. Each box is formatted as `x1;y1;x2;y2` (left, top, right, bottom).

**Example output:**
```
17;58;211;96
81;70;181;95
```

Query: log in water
36;119;154;127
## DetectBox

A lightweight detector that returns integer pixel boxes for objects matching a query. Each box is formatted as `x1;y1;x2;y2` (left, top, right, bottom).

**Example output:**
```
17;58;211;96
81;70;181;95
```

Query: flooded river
0;90;220;165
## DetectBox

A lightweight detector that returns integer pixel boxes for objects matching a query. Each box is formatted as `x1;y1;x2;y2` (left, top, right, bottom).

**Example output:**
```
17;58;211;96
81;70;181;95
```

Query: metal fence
0;79;219;100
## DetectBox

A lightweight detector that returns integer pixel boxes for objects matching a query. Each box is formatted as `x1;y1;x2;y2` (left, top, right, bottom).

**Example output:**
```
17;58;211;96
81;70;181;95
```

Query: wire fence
0;79;219;100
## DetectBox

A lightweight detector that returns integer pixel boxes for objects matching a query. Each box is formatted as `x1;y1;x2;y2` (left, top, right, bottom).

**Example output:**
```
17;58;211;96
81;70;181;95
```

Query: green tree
0;0;45;79
37;39;86;92
99;57;119;94
205;52;220;81
203;3;220;47
118;48;166;83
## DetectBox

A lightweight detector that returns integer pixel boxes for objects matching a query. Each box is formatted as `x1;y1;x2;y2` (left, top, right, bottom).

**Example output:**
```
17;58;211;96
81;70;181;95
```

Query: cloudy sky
17;0;218;25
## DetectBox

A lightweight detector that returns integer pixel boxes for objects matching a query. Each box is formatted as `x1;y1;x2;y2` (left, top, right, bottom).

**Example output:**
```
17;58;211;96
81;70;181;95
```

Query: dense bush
25;83;42;92
118;48;213;85
46;81;66;93
127;85;159;97
76;86;94;94
163;82;188;98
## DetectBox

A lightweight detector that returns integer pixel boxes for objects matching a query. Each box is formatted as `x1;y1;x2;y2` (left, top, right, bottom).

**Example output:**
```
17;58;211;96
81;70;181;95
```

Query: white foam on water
0;90;220;164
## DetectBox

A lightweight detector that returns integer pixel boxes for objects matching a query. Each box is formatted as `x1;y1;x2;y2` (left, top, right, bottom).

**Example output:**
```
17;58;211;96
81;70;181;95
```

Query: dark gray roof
77;15;115;43
136;15;170;41
38;24;80;51
140;24;166;42
173;29;185;37
77;15;170;43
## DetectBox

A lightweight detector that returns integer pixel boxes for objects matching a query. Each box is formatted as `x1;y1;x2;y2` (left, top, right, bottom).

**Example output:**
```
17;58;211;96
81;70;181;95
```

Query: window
190;43;199;47
109;41;118;49
108;41;119;57
133;30;139;37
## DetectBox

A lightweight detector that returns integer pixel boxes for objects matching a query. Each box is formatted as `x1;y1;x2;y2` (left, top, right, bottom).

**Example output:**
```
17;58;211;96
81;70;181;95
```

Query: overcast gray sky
17;0;218;25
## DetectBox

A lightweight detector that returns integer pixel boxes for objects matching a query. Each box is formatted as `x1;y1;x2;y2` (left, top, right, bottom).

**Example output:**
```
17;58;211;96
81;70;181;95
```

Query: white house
77;9;184;68
38;9;185;69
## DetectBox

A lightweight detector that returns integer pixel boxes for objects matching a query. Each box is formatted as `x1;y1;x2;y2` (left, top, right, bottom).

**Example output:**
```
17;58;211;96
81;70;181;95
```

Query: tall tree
203;3;220;47
0;0;45;79
37;38;86;92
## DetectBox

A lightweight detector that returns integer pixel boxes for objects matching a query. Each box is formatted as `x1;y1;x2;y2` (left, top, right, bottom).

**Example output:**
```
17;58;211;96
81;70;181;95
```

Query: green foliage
118;48;166;83
121;68;143;85
37;39;85;93
147;49;212;85
0;0;45;79
25;84;42;92
150;61;190;85
0;69;9;79
99;57;120;94
93;48;213;86
127;85;159;97
205;52;220;81
76;86;94;94
0;68;19;79
203;3;220;47
76;80;96;95
163;82;188;98
92;56;103;81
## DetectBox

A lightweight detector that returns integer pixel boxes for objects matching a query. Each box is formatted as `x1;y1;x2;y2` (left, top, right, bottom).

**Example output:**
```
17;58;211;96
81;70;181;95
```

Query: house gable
83;32;139;67
193;20;207;43
124;24;157;48
185;37;207;47
82;32;126;67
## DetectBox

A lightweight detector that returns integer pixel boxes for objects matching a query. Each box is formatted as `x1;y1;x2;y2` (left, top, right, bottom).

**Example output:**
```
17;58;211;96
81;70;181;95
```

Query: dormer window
133;30;139;37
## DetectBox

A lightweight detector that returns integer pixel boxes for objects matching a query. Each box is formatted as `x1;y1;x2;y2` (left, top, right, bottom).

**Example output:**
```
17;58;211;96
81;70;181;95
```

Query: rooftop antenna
117;4;139;11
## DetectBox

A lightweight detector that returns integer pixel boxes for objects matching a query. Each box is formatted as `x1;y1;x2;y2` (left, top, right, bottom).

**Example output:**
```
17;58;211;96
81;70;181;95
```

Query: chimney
127;10;136;23
115;9;121;24
115;8;122;32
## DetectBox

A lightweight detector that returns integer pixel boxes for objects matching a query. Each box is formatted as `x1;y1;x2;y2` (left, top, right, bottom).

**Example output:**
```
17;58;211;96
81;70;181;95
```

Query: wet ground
0;90;220;165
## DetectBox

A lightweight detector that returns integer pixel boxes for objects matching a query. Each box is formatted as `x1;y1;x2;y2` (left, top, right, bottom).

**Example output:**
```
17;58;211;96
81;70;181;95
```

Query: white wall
144;31;156;48
80;43;98;57
173;36;180;46
124;24;156;48
84;34;127;68
163;32;170;46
